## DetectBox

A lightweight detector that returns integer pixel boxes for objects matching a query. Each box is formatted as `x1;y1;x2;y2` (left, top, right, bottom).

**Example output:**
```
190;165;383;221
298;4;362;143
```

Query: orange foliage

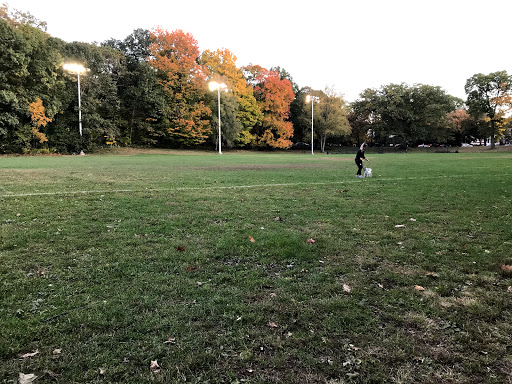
244;65;295;148
148;28;211;145
447;109;470;133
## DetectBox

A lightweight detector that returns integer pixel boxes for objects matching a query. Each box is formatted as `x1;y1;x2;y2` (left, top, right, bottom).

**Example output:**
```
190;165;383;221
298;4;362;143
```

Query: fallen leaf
269;292;277;298
247;368;254;373
249;235;255;243
164;337;176;344
415;285;425;291
409;218;417;222
185;265;197;272
20;350;39;359
16;213;21;217
18;373;37;384
176;246;185;252
484;249;490;254
268;322;278;328
343;284;351;293
397;241;404;245
52;349;62;355
507;286;512;293
426;272;439;278
273;216;284;221
394;225;406;228
501;265;512;275
150;360;160;372
307;238;316;244
99;368;105;375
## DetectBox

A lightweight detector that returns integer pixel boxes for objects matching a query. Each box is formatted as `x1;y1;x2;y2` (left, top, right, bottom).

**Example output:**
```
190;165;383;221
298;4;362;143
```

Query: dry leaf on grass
501;265;512;275
249;235;255;243
18;373;37;384
394;225;406;228
99;368;106;375
176;246;185;252
307;238;316;244
268;322;278;328
163;337;176;344
343;284;351;293
415;285;425;291
52;349;62;355
20;350;39;359
150;360;160;372
507;286;512;293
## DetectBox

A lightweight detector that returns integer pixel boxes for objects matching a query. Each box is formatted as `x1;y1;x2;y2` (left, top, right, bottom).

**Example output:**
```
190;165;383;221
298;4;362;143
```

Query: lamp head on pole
209;81;228;92
306;95;320;103
63;63;88;75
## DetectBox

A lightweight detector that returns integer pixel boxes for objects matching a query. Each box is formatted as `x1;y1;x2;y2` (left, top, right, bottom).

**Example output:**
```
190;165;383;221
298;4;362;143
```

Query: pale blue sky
8;0;512;102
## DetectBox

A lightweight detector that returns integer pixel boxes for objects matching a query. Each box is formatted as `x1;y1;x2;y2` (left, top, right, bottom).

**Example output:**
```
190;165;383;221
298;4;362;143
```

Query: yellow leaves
31;127;47;143
29;98;51;128
28;97;50;143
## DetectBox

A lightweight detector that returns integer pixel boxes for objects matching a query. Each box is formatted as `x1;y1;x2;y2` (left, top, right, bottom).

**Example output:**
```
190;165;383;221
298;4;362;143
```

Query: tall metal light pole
306;95;320;155
63;64;88;155
209;81;228;154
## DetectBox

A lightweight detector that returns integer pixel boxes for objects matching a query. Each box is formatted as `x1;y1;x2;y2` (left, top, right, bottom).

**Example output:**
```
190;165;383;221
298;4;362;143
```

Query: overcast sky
8;0;512;102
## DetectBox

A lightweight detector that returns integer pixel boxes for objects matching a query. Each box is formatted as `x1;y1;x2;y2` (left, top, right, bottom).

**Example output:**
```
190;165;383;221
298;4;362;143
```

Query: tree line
1;4;511;154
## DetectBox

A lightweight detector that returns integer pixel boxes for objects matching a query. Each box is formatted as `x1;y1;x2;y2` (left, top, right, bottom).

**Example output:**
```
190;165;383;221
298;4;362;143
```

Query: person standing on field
355;143;369;178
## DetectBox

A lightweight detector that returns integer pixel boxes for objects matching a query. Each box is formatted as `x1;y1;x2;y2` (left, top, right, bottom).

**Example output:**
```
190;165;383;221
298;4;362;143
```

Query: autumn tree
465;71;512;149
149;28;211;146
200;48;262;147
243;65;295;149
307;87;351;152
29;97;50;144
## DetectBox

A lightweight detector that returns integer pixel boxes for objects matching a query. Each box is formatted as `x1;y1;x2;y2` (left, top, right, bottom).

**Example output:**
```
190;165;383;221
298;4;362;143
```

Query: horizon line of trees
1;3;511;154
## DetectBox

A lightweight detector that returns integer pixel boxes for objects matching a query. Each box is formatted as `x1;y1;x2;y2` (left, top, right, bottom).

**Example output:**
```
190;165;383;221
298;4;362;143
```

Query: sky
8;0;512;103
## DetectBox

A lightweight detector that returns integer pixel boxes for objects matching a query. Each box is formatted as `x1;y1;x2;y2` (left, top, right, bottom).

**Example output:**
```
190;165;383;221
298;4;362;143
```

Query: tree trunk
490;120;496;149
320;135;326;153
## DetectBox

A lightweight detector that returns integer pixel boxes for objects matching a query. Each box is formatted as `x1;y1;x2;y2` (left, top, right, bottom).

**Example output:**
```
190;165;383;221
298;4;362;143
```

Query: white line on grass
0;175;468;198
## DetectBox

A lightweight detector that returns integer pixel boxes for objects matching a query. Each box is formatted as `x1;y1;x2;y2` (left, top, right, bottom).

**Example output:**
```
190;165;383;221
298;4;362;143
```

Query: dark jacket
355;149;365;163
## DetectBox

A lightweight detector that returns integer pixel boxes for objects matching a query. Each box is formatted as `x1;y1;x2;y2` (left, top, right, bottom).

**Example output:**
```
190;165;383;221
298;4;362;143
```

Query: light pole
63;64;88;137
209;81;228;154
306;95;320;155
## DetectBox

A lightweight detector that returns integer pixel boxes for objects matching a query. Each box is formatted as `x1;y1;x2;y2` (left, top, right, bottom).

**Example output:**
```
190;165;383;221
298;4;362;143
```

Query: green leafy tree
0;8;64;153
289;86;312;143
103;29;168;146
57;41;123;152
308;87;351;152
465;71;512;149
351;83;458;147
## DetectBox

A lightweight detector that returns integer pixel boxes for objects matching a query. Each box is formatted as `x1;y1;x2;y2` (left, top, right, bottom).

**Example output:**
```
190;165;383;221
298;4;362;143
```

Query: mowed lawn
1;149;511;383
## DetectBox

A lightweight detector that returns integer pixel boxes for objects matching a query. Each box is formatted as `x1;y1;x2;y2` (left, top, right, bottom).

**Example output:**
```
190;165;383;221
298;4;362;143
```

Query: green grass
1;149;512;383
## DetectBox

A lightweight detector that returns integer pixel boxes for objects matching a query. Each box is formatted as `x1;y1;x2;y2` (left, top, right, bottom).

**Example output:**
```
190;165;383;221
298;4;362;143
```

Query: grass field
1;149;512;383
